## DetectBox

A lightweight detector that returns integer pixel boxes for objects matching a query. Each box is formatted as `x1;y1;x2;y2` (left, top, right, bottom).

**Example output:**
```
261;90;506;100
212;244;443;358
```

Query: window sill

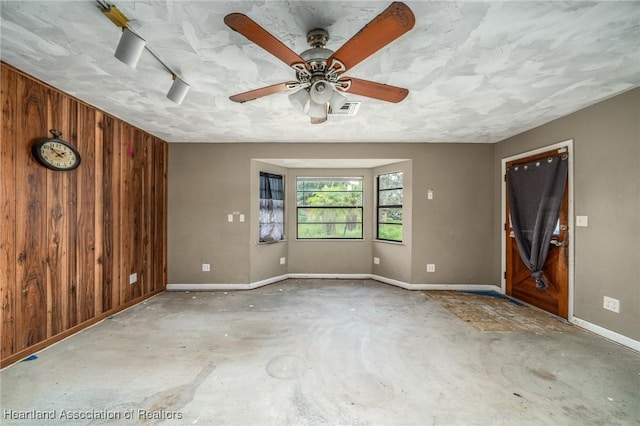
257;239;288;245
373;239;404;246
295;239;365;242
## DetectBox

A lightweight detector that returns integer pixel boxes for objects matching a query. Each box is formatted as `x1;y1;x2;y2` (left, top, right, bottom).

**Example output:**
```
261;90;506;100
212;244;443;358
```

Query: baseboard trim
167;274;501;293
288;273;372;280
371;274;502;292
167;274;289;291
571;316;640;352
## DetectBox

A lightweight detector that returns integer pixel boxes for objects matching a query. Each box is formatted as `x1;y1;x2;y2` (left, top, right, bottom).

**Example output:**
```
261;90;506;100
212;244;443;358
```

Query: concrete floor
1;279;639;425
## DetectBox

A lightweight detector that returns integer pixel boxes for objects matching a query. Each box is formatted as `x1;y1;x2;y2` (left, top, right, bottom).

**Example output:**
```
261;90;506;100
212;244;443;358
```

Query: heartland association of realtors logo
3;409;183;421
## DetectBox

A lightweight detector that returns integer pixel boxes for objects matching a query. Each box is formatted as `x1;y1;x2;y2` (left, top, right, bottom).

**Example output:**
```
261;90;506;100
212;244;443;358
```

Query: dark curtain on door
507;154;568;289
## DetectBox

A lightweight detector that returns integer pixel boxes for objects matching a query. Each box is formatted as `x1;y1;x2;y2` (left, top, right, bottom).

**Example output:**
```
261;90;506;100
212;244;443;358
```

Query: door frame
500;139;575;320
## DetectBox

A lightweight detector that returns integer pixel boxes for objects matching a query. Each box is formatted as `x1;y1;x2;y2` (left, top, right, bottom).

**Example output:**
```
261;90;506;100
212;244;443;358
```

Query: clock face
32;138;81;171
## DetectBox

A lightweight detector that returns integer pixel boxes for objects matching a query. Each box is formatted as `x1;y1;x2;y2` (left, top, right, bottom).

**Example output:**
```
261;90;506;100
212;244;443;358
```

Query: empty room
1;1;639;425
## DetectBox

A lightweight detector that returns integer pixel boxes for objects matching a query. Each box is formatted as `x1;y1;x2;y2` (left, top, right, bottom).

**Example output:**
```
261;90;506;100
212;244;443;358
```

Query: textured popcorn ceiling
1;1;639;143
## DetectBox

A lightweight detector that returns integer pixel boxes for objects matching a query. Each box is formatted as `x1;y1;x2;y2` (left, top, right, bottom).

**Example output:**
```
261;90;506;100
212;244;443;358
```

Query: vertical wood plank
1;65;18;357
100;115;115;312
120;124;133;304
161;141;168;289
111;120;122;308
131;128;143;300
15;74;49;350
76;103;96;322
94;111;104;315
46;89;72;336
154;139;168;291
142;134;152;295
65;99;79;329
151;139;160;292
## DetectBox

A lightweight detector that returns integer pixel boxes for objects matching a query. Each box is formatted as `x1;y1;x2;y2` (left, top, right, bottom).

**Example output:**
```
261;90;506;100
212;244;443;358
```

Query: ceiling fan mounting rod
307;28;329;48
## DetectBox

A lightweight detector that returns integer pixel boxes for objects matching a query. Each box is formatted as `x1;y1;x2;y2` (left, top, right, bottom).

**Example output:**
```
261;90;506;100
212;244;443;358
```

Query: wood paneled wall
0;63;168;368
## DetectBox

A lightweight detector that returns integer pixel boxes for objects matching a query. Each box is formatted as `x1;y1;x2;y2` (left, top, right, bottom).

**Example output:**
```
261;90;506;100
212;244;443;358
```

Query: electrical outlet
373;257;380;265
129;273;137;284
202;263;210;272
603;296;620;313
426;264;436;272
280;257;286;265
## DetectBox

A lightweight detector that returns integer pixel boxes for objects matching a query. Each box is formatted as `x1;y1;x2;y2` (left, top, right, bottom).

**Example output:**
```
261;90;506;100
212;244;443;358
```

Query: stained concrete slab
1;279;639;425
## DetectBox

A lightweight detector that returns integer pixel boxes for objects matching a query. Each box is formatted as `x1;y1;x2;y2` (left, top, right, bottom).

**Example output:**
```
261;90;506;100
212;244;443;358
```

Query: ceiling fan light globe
329;90;348;111
308;101;326;119
310;81;333;104
288;89;311;113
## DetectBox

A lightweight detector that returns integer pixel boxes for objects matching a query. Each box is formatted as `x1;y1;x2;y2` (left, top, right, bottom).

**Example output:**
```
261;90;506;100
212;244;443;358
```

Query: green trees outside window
377;172;403;242
297;177;363;239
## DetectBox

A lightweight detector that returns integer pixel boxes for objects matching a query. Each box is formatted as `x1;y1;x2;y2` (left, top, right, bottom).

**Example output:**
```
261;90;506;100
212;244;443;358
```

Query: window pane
298;223;363;239
298;207;363;223
378;207;402;224
298;191;362;207
296;177;364;239
260;172;284;242
378;224;402;241
379;189;403;206
377;172;403;242
378;172;403;190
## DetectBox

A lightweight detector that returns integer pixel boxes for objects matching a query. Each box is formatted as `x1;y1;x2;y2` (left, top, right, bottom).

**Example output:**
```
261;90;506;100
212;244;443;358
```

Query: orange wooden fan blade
327;2;415;74
229;82;295;103
340;77;409;103
225;13;306;68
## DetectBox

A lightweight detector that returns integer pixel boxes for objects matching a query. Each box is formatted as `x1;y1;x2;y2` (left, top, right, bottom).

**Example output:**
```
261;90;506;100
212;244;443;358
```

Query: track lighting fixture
114;28;145;68
166;75;190;105
97;1;190;105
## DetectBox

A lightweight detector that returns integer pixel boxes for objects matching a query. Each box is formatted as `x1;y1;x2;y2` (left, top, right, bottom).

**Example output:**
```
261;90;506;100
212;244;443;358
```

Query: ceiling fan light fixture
167;75;190;105
329;90;348;111
310;81;333;105
308;101;327;119
288;89;311;113
114;27;146;68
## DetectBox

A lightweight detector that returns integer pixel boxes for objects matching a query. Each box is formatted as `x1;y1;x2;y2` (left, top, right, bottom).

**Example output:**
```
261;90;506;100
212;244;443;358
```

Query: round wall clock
32;129;81;171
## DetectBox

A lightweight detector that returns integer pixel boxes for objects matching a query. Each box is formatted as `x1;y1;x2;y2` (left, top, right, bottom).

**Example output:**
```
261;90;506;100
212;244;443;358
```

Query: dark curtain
259;172;284;242
507;154;568;289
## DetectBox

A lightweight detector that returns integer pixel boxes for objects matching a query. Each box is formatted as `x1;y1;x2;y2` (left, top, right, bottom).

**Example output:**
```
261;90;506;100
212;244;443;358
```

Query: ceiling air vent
328;101;361;117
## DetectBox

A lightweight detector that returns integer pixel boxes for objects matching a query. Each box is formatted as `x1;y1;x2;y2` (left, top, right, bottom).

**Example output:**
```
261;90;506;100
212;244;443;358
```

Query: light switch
576;215;588;227
228;214;234;222
239;214;245;222
427;189;434;200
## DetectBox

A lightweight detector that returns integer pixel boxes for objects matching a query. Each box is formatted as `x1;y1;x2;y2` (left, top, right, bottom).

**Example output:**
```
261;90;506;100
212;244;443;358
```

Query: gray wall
492;88;640;341
168;143;495;286
168;89;638;342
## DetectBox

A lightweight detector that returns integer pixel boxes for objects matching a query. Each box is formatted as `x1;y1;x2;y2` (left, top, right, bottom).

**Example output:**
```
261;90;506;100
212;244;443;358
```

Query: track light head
114;28;145;68
167;76;190;105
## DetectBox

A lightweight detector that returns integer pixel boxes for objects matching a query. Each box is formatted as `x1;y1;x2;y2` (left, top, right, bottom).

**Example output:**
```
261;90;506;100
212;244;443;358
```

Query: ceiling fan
224;2;415;124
